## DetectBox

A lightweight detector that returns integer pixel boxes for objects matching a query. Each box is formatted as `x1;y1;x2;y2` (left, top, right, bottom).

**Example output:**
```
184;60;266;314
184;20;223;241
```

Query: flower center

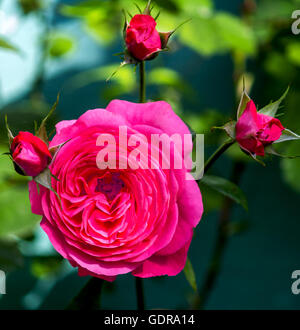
95;172;124;201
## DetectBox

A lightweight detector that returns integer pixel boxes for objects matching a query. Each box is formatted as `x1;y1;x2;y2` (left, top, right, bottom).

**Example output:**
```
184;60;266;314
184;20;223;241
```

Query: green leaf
273;129;300;144
48;34;74;58
179;16;222;56
0;37;19;53
214;13;256;55
201;175;248;211
184;258;198;292
258;87;289;117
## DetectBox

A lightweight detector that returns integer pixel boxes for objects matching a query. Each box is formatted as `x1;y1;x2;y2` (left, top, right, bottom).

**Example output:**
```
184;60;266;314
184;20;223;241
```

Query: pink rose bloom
28;100;203;281
11;132;52;177
125;14;162;61
236;100;284;156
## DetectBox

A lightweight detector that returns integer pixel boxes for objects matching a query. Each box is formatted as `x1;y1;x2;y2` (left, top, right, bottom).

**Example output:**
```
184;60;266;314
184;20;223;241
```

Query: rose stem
65;277;104;310
135;277;145;310
139;61;146;103
195;5;250;306
204;138;235;174
134;60;146;311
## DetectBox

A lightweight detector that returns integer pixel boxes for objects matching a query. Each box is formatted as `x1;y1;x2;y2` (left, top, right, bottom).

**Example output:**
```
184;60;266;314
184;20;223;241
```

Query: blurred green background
0;0;300;310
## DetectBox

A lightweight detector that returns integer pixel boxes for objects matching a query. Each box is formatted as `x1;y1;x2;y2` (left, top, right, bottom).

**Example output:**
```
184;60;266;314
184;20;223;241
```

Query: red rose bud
125;14;162;61
236;100;284;156
11;132;52;177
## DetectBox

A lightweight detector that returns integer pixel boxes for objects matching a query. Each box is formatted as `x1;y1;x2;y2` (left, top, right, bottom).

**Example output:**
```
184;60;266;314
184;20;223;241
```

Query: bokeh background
0;0;300;310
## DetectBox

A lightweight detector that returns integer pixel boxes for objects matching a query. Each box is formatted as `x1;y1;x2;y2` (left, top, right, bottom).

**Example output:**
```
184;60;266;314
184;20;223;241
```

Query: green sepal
237;86;251;119
4;115;14;146
258;87;289;118
107;50;138;81
212;120;236;139
13;161;26;176
36;93;60;144
33;168;62;208
273;128;300;144
265;145;300;159
248;151;266;167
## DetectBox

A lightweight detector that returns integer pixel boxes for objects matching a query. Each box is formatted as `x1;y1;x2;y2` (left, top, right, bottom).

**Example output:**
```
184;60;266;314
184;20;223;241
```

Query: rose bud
11;131;52;177
125;14;162;61
236;100;284;156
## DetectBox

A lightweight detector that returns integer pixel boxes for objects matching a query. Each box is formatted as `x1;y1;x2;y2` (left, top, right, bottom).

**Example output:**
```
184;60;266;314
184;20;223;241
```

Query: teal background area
0;0;300;309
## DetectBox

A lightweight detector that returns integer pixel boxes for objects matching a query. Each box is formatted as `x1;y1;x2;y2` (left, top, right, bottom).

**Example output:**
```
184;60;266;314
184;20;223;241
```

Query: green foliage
286;42;300;67
0;240;23;272
264;52;295;82
200;175;248;211
258;87;289;118
184;257;198;292
214;13;256;55
198;183;223;214
254;0;297;22
179;17;219;56
31;256;64;279
69;64;137;100
48;34;74;58
0;147;40;238
18;0;42;14
0;98;58;145
281;143;300;193
0;38;19;53
148;67;183;88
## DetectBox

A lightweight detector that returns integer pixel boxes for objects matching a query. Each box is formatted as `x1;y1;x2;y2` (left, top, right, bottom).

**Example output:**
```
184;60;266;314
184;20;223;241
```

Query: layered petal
29;100;202;281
